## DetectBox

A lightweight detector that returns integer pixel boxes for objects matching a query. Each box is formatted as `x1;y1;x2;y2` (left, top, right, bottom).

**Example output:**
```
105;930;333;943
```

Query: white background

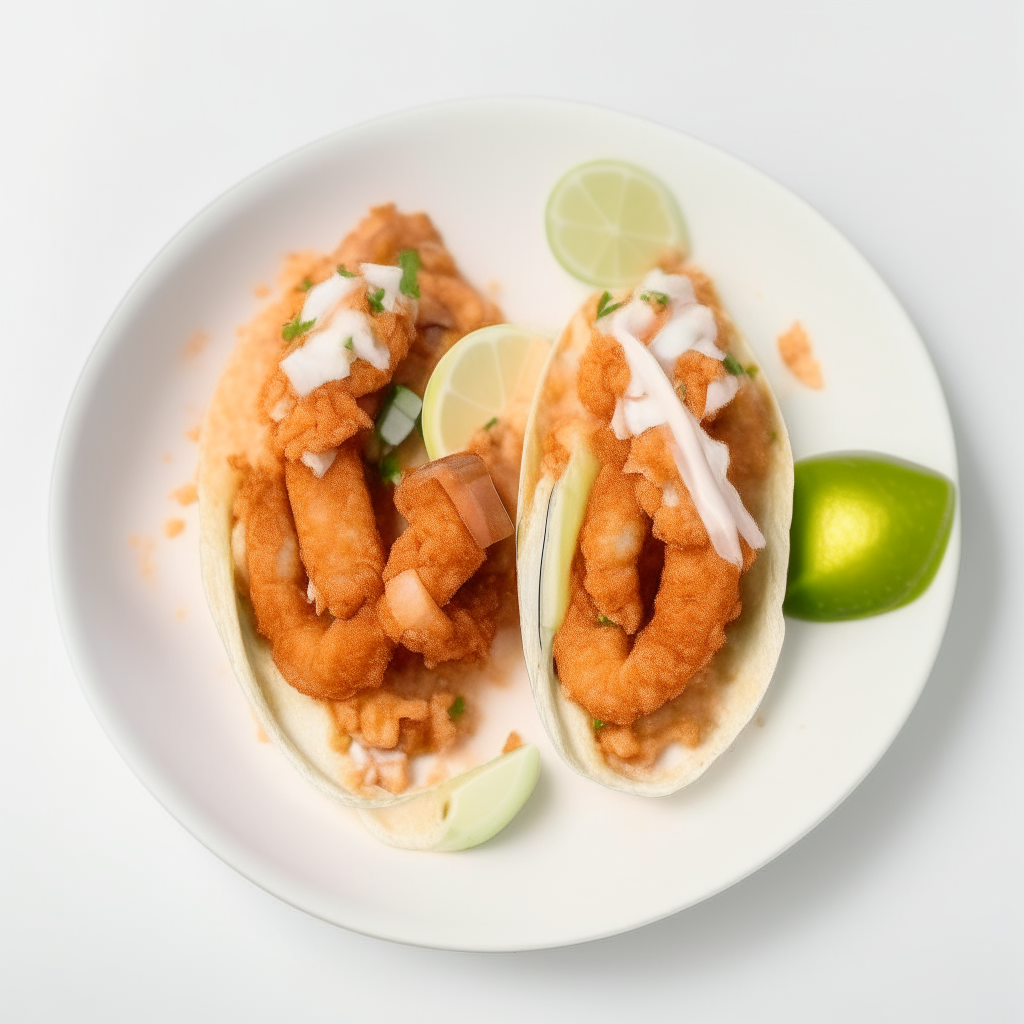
3;1;1022;1020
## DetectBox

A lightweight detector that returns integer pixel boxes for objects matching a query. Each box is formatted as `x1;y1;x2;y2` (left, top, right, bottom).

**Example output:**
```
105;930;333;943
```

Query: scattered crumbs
777;321;824;389
161;451;173;464
170;482;198;506
164;518;185;538
253;283;271;299
485;279;503;302
182;330;208;361
127;534;156;582
756;714;765;728
185;425;201;443
250;707;271;743
502;731;523;754
174;605;188;621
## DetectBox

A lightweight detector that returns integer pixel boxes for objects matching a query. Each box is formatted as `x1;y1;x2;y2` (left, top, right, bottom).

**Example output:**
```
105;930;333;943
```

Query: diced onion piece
300;273;359;324
300;447;337;478
376;385;423;447
360;263;404;312
384;569;453;637
418;453;514;549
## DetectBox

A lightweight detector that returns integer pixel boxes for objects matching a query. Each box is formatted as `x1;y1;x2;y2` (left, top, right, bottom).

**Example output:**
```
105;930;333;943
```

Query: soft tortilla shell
198;296;406;808
516;302;793;797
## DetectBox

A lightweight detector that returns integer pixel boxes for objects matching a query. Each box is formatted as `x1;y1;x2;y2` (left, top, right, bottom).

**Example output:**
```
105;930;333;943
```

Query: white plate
50;98;959;951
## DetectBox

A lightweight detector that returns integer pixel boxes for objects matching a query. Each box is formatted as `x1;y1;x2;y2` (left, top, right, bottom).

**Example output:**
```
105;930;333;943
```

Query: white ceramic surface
50;98;959;952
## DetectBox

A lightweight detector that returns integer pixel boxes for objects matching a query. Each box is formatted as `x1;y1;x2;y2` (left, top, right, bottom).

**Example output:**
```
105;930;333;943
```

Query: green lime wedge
358;744;541;852
784;454;956;621
545;160;687;288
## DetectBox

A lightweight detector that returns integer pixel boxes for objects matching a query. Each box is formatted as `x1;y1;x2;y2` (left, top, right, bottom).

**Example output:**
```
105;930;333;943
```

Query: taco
199;205;538;843
517;263;793;796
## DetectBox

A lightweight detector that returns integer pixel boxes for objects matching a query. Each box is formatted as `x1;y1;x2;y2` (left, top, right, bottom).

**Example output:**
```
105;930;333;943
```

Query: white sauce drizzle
360;263;404;312
602;271;765;566
280;270;396;396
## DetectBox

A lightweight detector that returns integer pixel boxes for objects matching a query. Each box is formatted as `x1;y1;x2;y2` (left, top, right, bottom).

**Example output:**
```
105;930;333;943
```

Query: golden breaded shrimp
235;464;393;701
673;349;726;420
553;544;743;725
580;462;650;634
284;442;385;620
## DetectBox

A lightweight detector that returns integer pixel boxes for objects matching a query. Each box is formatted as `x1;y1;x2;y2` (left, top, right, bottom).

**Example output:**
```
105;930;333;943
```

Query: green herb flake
448;695;466;721
336;264;356;277
768;430;778;443
723;354;745;376
298;277;314;292
343;336;354;351
484;416;498;430
367;287;386;314
745;364;759;378
641;290;670;306
415;409;423;439
593;718;605;730
397;249;421;298
282;314;316;342
379;451;402;485
597;615;615;626
595;290;622;319
675;381;687;400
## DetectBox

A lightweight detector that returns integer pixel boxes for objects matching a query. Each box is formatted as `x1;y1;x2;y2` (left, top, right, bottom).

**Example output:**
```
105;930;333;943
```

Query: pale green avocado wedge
784;454;955;621
358;744;540;852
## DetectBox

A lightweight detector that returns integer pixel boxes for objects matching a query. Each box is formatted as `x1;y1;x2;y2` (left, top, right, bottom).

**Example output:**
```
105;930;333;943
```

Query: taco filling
214;205;526;797
525;263;785;783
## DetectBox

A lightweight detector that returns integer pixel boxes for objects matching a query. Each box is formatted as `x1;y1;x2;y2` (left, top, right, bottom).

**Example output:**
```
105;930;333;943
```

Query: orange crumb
777;321;824;389
485;279;503;302
253;283;271;298
170;482;198;506
127;534;157;581
161;452;173;464
164;518;185;538
185;425;201;443
502;731;523;754
174;605;188;621
256;724;270;743
182;330;208;360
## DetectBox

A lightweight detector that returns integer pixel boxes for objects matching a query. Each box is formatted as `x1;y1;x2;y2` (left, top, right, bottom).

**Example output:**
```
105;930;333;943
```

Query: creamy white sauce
280;270;395;395
300;273;359;324
704;373;740;416
300;447;337;478
360;263;404;312
602;272;765;566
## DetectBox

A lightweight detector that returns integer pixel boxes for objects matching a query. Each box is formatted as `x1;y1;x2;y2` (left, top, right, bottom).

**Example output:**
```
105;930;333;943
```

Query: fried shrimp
554;543;742;725
284;441;385;619
235;463;393;701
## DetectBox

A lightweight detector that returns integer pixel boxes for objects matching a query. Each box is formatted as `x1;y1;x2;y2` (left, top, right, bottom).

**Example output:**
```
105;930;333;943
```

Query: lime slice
358;744;541;851
784;454;956;620
421;324;550;460
545;160;687;287
539;443;601;634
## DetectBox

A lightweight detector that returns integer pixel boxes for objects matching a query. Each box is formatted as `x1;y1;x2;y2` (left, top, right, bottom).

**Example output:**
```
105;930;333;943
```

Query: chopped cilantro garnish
593;718;605;730
597;615;615;626
336;264;356;277
397;249;421;299
641;290;670;306
299;277;313;291
723;354;745;375
596;290;622;319
448;695;466;720
367;287;386;314
343;336;354;351
282;314;316;342
745;364;759;378
379;451;402;485
675;381;687;400
484;416;498;430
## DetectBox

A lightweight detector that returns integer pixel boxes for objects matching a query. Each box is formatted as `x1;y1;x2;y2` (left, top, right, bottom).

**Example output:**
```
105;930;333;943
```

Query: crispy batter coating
553;545;742;725
674;349;726;419
234;463;393;701
284;442;385;619
580;461;649;634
